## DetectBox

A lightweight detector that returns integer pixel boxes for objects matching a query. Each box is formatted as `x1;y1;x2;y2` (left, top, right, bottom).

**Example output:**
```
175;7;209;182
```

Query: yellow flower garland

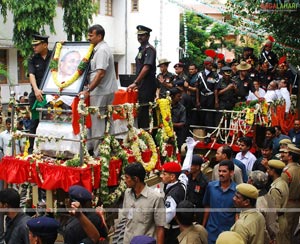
51;42;94;90
157;97;174;138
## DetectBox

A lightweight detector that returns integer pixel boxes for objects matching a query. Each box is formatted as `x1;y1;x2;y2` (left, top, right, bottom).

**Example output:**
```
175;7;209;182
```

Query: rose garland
98;134;128;206
123;128;158;172
49;42;94;92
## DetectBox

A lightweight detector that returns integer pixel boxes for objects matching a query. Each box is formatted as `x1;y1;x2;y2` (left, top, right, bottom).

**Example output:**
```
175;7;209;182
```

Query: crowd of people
114;134;300;244
154;41;298;148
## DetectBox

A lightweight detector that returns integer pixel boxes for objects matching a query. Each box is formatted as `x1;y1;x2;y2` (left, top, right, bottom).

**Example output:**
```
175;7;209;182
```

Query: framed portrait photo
40;42;93;96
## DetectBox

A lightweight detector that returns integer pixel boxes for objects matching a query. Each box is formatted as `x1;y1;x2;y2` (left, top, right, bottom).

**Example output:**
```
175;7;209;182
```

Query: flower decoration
50;42;94;92
123;128;158;172
156;97;174;138
98;134;129;206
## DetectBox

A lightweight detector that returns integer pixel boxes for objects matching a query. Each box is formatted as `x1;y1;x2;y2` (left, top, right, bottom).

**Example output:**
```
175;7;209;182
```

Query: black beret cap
192;155;204;166
27;216;59;238
69;185;92;203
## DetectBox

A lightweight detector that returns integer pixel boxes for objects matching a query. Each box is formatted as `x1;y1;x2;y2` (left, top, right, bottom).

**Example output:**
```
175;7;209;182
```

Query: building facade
0;0;181;103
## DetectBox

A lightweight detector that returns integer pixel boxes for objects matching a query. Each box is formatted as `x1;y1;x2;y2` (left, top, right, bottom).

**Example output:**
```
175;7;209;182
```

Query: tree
61;0;98;41
179;11;235;68
225;0;300;65
8;0;57;60
0;0;97;60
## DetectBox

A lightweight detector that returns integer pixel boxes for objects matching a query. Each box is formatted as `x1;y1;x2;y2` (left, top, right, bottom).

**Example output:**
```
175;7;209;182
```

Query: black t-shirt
233;75;254;101
28;50;52;88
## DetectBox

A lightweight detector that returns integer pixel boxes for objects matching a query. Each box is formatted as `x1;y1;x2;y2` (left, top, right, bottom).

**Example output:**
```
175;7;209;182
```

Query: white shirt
264;90;278;103
235;151;257;172
0;130;22;156
247;88;266;101
280;87;291;113
275;89;282;99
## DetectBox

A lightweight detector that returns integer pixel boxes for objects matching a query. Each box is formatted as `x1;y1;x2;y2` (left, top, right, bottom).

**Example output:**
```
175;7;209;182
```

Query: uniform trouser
164;227;180;244
28;92;38;154
277;214;288;244
285;201;300;243
137;97;155;129
199;94;215;132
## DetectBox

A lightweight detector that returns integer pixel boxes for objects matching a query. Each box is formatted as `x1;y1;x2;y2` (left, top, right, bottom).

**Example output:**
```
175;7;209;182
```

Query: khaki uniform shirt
282;163;300;201
212;164;243;184
257;193;279;241
231;209;266;244
120;185;166;244
268;177;289;209
177;224;208;244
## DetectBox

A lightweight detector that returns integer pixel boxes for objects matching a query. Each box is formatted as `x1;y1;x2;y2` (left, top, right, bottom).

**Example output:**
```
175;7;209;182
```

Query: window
105;0;112;16
0;50;8;84
17;52;29;84
131;0;139;12
131;63;136;75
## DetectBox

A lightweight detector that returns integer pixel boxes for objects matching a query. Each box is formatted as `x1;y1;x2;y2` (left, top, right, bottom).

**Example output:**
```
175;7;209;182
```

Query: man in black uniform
215;66;237;126
186;64;200;127
257;61;273;91
62;185;107;243
170;88;186;150
28;34;52;153
127;25;156;129
260;41;278;73
196;57;219;135
186;154;208;224
156;58;174;98
233;61;256;103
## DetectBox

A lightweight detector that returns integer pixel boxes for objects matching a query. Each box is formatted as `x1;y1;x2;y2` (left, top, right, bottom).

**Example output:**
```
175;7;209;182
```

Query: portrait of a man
41;42;91;95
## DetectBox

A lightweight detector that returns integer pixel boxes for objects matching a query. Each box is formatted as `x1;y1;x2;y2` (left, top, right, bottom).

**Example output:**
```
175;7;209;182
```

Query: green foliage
225;0;300;65
8;0;57;61
61;0;98;41
0;0;8;20
180;12;237;68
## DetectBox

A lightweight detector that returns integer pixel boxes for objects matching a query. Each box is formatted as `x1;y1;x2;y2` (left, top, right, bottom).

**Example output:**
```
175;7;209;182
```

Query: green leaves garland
99;134;129;206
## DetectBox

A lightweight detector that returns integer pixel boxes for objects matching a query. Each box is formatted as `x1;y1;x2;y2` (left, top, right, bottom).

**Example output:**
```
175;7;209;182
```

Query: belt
200;91;214;96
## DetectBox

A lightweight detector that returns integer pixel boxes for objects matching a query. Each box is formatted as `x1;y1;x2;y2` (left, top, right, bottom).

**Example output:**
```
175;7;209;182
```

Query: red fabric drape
71;97;92;135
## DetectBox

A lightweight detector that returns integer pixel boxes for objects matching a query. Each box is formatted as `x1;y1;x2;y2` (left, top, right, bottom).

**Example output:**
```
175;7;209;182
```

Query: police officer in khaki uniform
276;138;292;159
267;159;289;244
248;170;279;242
280;144;300;243
231;183;266;244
